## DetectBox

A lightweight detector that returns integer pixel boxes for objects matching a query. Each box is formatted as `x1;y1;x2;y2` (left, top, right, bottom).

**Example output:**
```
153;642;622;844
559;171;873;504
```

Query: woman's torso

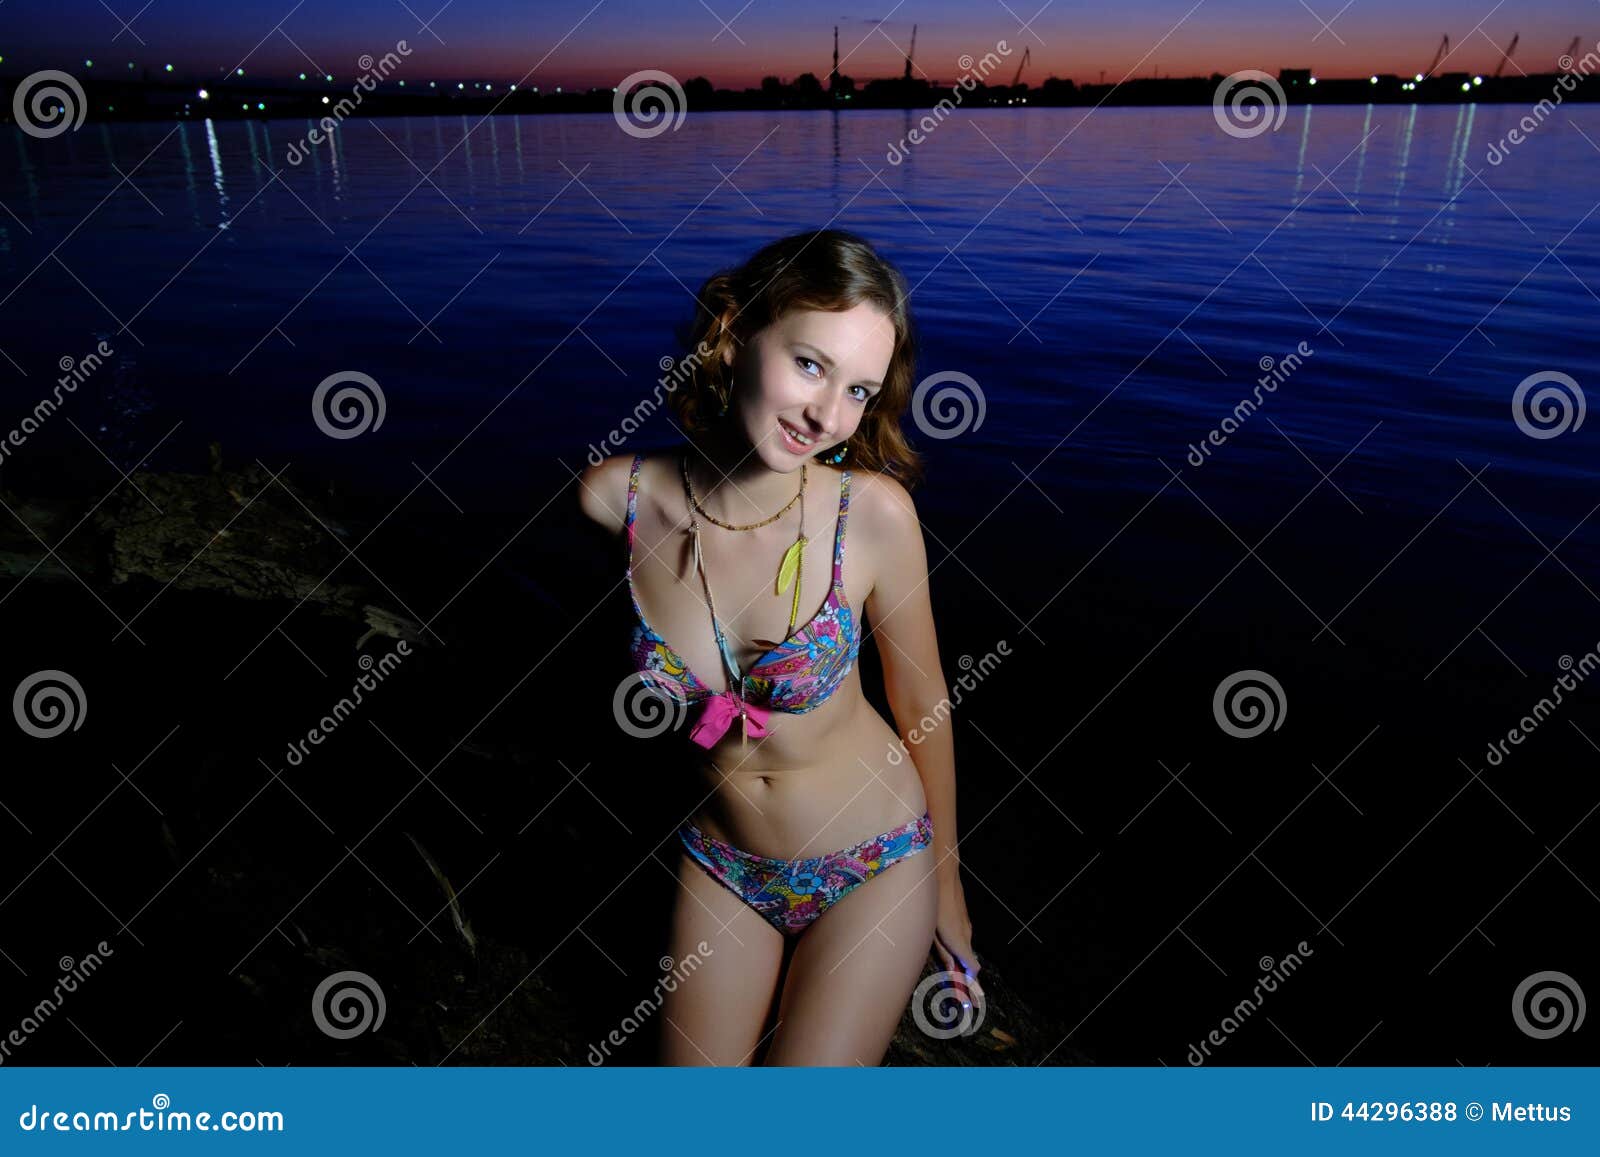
621;450;927;858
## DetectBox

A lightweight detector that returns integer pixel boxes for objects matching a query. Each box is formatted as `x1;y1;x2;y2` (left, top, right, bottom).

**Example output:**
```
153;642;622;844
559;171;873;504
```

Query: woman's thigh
762;846;939;1066
657;847;787;1065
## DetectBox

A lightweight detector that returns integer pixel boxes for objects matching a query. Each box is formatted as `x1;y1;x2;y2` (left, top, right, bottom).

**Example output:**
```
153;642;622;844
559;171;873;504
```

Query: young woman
579;228;982;1065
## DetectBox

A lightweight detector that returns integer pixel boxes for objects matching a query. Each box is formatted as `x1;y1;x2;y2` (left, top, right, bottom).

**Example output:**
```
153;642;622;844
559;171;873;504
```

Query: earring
823;442;849;465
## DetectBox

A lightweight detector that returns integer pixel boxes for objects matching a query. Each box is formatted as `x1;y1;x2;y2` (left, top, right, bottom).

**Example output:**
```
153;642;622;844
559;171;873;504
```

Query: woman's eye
849;385;870;403
795;356;822;377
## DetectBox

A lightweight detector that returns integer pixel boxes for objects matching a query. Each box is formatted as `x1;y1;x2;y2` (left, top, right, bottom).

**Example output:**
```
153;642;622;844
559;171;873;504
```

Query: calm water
4;104;1597;535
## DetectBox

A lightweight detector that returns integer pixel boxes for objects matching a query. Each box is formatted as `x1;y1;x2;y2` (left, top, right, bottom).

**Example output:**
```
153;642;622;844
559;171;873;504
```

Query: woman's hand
932;874;984;1009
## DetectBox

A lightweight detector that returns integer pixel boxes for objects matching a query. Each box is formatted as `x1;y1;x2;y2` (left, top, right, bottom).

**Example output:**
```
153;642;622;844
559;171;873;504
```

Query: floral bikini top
625;451;861;748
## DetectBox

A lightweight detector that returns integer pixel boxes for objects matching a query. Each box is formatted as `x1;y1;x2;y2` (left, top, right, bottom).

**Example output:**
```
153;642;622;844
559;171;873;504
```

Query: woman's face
723;301;895;472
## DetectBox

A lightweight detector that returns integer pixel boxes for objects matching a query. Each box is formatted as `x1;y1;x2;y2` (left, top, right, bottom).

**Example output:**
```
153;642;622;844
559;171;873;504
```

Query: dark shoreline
3;67;1593;128
3;445;1593;1064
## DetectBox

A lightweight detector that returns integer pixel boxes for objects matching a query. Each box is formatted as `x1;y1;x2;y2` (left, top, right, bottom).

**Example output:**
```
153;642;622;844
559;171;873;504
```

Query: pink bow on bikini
689;690;771;749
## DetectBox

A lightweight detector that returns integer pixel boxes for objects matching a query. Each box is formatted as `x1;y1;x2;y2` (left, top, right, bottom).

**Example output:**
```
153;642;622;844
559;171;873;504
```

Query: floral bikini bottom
677;812;935;937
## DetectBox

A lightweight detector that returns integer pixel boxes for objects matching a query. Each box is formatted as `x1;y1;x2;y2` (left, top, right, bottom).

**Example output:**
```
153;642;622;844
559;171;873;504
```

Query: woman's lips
778;419;815;454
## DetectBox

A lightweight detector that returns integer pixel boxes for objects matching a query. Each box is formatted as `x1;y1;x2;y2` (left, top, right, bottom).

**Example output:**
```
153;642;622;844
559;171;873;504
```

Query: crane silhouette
1493;32;1519;79
1422;33;1450;79
1012;46;1031;88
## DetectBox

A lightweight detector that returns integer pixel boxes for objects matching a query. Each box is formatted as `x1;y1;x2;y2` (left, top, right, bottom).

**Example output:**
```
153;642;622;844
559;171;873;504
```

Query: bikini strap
832;469;852;589
625;451;644;565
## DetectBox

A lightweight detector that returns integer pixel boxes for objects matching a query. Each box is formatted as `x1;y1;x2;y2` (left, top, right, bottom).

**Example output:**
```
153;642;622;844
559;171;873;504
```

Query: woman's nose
806;393;842;435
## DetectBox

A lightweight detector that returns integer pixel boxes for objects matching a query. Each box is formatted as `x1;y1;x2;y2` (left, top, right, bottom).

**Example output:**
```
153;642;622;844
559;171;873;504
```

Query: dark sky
3;0;1591;89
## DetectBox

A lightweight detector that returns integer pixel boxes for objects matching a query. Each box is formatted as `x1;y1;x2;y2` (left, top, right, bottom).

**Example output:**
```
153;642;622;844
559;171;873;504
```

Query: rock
91;462;376;612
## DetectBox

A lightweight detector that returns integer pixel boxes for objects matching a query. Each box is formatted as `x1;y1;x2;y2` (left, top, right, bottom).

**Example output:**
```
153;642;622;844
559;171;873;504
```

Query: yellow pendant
776;535;807;636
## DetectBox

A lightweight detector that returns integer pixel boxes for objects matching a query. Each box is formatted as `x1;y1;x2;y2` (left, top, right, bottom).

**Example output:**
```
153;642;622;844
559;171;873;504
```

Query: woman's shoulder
841;468;924;595
576;450;644;535
844;466;917;532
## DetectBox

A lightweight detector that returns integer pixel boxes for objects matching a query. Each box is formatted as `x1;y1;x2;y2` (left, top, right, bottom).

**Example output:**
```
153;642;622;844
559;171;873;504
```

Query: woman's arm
576;453;632;536
860;474;982;996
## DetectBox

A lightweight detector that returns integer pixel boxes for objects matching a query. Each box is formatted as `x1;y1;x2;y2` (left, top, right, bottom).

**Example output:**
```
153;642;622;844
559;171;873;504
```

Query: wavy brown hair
669;228;924;490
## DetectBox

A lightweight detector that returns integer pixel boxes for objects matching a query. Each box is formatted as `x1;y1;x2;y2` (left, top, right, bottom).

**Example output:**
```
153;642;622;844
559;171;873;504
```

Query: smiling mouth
778;418;818;452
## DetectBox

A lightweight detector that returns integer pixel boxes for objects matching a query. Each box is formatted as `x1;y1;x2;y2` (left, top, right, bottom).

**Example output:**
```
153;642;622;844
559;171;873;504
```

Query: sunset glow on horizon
3;0;1593;91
